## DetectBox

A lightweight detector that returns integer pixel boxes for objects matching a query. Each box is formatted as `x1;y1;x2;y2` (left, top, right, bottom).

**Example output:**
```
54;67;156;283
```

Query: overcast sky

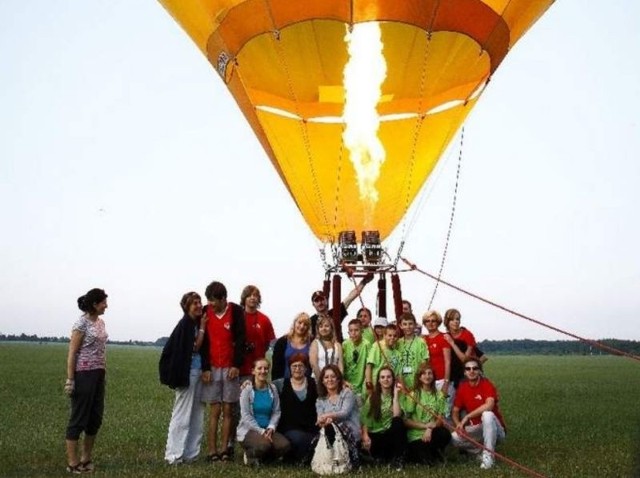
1;1;638;343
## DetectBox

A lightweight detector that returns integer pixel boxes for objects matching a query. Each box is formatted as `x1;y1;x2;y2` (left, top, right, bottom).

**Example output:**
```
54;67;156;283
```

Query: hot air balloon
158;0;554;273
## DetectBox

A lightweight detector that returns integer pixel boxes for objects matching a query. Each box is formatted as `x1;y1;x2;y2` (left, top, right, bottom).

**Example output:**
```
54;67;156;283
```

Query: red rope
398;383;549;478
401;257;640;362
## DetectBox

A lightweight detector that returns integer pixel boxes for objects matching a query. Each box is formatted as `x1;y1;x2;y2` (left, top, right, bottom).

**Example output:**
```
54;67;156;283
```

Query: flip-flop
79;460;94;473
205;453;220;462
66;464;82;474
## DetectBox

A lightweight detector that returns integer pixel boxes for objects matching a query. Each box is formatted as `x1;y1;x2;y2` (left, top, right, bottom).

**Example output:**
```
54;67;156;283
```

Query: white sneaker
243;452;259;467
480;453;494;470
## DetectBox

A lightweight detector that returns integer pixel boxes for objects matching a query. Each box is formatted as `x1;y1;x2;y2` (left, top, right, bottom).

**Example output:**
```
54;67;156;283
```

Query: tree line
2;333;639;356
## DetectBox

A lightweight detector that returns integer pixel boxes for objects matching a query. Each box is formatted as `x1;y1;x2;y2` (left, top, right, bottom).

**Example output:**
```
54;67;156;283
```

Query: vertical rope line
427;126;464;309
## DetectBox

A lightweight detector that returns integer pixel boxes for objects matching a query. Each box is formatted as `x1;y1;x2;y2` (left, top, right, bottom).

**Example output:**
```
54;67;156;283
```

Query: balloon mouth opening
255;78;486;124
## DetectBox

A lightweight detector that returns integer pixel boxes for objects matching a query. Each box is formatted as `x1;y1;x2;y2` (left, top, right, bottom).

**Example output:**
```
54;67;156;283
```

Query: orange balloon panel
158;0;554;241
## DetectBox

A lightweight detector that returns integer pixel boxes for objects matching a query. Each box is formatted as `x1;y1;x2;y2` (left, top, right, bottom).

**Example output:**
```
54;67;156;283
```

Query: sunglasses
424;319;438;324
465;366;480;371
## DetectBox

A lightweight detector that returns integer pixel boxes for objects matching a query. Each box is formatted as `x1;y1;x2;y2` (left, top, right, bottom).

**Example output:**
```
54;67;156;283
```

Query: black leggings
368;417;407;462
406;426;451;465
66;369;106;440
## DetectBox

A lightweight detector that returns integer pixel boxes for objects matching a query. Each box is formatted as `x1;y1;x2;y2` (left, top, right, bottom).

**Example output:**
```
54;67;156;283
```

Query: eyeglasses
424;319;438;324
291;363;305;369
464;366;480;371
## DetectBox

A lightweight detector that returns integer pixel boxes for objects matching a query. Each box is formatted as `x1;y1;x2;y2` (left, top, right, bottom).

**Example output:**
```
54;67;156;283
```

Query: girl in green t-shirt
402;362;452;465
360;366;407;470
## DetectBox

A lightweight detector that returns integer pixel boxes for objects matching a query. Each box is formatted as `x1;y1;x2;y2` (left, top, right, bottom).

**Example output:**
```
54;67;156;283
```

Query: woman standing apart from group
64;288;109;474
271;312;312;380
159;292;211;464
237;358;290;466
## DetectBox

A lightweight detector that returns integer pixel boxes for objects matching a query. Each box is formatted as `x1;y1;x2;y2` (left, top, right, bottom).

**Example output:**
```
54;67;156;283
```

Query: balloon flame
342;22;387;228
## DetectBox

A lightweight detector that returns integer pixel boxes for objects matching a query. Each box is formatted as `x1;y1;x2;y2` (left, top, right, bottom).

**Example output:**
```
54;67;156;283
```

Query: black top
159;314;210;389
276;377;319;434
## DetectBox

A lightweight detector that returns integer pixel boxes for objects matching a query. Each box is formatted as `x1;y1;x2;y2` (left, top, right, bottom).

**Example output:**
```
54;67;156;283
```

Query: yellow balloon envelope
158;0;554;242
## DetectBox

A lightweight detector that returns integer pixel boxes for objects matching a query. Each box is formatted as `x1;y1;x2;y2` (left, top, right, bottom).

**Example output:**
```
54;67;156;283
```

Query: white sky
1;1;638;343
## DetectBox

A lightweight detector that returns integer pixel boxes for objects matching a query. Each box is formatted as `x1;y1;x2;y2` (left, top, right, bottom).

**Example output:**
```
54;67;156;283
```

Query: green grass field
0;343;638;477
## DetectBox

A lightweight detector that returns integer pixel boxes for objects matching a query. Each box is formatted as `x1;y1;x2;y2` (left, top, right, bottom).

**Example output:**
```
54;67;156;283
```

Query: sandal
205;453;220;463
66;464;82;474
79;460;94;473
220;451;232;462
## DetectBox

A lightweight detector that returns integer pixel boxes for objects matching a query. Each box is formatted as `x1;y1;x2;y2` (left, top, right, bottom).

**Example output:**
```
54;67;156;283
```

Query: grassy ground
0;343;638;477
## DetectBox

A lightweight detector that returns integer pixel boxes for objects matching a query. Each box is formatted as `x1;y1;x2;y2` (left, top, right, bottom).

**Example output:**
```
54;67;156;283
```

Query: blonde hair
316;315;337;344
287;312;312;342
422;310;443;326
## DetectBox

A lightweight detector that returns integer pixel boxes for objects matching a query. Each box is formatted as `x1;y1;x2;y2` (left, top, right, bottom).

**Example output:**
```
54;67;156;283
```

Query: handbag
311;423;352;475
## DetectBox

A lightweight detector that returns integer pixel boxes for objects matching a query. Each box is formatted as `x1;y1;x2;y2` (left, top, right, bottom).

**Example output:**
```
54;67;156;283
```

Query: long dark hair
368;366;395;422
77;288;108;314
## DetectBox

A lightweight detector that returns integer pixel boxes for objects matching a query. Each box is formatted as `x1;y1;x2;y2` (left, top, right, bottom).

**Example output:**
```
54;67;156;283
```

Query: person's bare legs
207;403;222;456
221;402;233;458
66;439;80;467
80;434;96;467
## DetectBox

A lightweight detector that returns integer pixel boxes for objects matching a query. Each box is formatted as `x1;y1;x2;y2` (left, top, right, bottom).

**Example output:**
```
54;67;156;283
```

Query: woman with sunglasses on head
271;312;312;380
160;292;211;465
360;366;407;470
422;310;452;411
272;353;318;463
64;288;109;474
402;362;451;466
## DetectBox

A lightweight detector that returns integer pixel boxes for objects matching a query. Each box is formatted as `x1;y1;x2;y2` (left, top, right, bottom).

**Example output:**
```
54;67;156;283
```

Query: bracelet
199;329;205;334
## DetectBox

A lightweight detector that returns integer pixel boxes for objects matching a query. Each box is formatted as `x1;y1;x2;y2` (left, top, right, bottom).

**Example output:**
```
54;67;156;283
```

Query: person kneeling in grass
402;362;451;465
451;358;506;470
360;366;407;470
237;358;290;466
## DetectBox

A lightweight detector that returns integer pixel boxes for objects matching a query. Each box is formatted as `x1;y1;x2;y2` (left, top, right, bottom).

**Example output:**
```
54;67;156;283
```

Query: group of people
63;281;506;474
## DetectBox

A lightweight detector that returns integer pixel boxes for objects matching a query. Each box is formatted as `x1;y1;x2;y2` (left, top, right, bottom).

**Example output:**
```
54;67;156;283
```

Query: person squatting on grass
360;366;407;470
314;365;361;468
451;357;506;470
272;353;319;463
64;288;109;474
159;292;211;465
402;362;452;465
200;281;246;462
229;285;277;456
237;358;291;466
